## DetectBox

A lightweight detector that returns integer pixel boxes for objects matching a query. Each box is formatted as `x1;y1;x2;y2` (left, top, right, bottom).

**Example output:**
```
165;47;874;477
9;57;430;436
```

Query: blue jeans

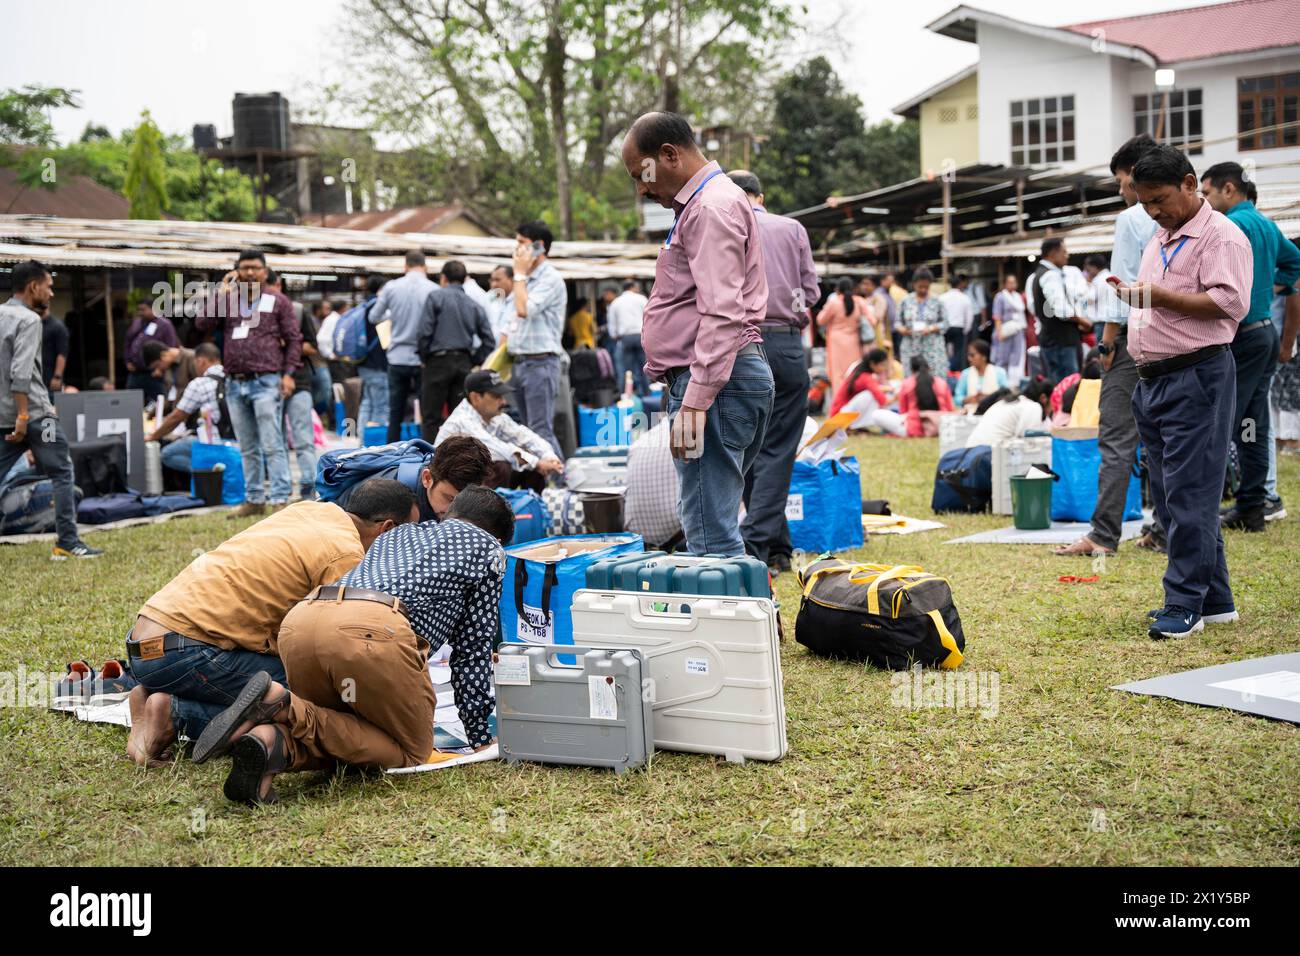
667;350;774;556
1041;344;1080;382
225;373;292;503
160;435;195;473
1131;349;1235;614
311;364;333;414
358;366;389;432
128;629;286;742
512;354;563;458
616;334;648;396
741;327;807;563
0;415;81;549
286;390;317;492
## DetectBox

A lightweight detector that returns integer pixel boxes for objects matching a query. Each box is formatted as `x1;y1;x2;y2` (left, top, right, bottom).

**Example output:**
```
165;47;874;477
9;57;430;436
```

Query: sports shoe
1148;605;1203;640
51;660;95;711
1220;505;1265;532
51;543;104;561
1148;604;1238;625
89;659;138;706
298;485;315;501
1264;498;1286;522
228;502;266;520
767;553;792;576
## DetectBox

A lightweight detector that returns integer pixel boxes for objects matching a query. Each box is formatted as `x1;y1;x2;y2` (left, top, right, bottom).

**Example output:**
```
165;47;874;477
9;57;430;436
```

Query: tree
754;57;918;214
0;85;80;147
331;0;793;239
123;111;168;219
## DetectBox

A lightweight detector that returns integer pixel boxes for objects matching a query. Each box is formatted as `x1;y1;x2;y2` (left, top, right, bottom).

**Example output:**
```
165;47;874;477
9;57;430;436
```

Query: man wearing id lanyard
620;112;774;556
1115;146;1254;641
196;249;302;519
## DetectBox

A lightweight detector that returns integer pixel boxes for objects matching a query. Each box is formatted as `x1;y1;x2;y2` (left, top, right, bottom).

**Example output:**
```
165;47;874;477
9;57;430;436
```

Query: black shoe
1221;505;1266;532
193;672;290;764
1264;498;1286;522
224;725;289;807
767;553;792;576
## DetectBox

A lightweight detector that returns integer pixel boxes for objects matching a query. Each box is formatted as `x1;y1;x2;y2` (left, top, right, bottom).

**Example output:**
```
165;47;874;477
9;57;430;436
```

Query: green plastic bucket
1010;475;1053;530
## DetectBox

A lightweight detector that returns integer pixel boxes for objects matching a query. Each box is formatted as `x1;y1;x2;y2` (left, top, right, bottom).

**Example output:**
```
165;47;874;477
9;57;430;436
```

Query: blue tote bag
787;456;865;554
191;441;245;505
1051;435;1141;523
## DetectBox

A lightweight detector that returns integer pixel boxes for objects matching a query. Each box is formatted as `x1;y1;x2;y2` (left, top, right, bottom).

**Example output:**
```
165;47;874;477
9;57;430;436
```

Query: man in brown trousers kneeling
193;485;514;805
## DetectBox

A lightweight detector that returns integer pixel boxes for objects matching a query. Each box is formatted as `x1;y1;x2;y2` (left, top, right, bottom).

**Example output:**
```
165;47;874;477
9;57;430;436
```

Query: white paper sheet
1208;671;1300;704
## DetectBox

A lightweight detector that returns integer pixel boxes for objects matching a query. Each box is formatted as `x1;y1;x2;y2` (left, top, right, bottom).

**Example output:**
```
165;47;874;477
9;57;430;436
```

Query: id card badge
231;323;251;340
258;293;276;313
144;322;157;336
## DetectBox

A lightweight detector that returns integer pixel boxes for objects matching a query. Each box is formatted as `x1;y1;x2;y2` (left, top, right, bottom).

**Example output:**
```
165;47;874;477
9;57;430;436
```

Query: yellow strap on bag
859;564;925;615
926;609;965;669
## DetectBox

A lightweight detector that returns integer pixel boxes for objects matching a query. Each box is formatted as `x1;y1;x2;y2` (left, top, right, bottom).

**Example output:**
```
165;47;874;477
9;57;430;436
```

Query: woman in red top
830;349;907;436
896;355;955;437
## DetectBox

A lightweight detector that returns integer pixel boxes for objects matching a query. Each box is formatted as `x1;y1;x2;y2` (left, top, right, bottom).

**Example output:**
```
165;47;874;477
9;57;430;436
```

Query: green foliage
0;85;81;147
754;57;919;215
124;111;168;219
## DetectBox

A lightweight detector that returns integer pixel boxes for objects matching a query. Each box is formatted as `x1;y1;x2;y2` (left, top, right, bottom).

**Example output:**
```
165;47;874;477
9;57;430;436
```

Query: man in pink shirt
1116;146;1254;640
621;112;775;555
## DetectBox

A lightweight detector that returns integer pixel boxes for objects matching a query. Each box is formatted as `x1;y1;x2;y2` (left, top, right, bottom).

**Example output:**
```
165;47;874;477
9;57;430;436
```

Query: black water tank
232;92;290;151
192;124;218;149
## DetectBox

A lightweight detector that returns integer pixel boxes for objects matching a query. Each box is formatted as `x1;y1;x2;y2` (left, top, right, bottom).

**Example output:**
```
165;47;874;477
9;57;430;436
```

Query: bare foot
126;690;176;768
1052;536;1112;557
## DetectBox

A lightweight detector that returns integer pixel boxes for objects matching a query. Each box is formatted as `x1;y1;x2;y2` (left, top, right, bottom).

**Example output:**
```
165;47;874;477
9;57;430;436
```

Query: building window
939;107;959;123
1134;89;1203;154
966;104;979;121
1238;71;1300;150
1010;96;1075;165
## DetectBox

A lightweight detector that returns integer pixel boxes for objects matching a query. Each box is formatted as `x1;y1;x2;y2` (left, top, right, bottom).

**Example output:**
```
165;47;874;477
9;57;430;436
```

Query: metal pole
103;271;115;388
941;177;952;285
1015;179;1026;237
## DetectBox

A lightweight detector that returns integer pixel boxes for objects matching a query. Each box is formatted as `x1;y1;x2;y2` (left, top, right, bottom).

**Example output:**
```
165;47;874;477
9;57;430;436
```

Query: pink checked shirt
1128;198;1254;365
641;160;767;409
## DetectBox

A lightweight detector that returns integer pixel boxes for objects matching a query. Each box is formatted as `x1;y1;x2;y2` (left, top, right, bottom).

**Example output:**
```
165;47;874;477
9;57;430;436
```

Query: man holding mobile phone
196;249;301;518
507;221;566;459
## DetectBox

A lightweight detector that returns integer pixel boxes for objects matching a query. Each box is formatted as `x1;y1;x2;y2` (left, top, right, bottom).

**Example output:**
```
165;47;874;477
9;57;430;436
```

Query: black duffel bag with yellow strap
794;559;965;670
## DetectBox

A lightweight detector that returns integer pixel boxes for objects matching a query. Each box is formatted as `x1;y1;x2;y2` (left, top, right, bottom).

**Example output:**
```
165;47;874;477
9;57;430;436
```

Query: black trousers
1230;323;1277;510
420;351;473;444
741;326;809;564
386;364;422;444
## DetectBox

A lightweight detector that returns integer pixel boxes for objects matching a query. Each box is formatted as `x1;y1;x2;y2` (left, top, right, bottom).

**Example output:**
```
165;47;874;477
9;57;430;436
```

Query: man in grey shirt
0;260;101;559
418;260;496;443
376;249;438;442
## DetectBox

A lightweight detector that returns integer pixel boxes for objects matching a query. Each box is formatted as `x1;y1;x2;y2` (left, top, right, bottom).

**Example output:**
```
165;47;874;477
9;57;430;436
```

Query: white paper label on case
516;604;553;643
785;493;804;521
686;658;709;675
493;655;531;686
588;676;618;720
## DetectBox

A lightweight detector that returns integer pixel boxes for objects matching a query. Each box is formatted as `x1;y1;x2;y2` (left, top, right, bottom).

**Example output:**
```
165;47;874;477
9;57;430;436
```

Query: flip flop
192;672;290;764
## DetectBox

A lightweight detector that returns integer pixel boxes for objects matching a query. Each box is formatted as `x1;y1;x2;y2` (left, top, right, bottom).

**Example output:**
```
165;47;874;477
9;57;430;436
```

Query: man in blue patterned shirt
507;220;567;458
194;486;515;805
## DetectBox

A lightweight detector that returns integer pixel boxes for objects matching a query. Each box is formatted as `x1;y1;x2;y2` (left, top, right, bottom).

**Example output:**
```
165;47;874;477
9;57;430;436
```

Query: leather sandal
224;725;289;807
192;672;291;764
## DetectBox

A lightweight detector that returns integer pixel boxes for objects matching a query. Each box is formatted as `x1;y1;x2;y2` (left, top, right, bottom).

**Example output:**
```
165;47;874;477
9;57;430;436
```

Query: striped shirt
1128;198;1254;365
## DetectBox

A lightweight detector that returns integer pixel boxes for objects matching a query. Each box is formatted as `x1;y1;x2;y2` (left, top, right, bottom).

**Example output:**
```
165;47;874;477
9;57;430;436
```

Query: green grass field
1;434;1296;866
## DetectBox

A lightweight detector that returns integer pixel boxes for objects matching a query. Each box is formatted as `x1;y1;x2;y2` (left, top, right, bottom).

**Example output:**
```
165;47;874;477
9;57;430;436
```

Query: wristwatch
1097;343;1113;357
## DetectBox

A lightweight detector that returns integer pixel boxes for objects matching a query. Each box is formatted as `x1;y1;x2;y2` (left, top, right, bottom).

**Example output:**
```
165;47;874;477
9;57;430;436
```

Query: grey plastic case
495;644;653;775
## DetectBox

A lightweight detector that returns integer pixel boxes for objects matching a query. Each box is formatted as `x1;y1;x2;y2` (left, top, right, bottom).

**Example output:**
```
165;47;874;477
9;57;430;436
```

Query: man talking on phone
621;112;774;556
507;221;566;459
196;249;301;518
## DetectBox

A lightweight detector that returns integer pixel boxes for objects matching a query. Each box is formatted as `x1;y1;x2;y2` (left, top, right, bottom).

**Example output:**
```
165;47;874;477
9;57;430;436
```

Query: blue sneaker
1148;604;1238;625
1148;606;1204;640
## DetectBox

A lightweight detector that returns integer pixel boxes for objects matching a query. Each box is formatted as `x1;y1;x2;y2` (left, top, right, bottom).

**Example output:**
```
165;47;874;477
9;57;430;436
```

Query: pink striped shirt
1128;198;1254;365
641;160;767;409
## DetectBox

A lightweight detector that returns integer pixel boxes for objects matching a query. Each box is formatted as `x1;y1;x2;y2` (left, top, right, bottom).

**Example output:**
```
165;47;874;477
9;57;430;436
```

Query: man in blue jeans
196;249;301;518
0;260;102;559
1201;161;1300;532
622;112;774;556
507;220;567;458
123;481;417;766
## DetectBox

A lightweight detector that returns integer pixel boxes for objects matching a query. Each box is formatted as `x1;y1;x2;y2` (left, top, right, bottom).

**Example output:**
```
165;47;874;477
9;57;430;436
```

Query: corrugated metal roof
322;204;494;235
0;167;134;219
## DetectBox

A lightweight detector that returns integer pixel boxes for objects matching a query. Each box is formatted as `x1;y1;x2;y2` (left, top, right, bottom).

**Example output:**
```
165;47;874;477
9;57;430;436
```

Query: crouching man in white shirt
434;369;563;492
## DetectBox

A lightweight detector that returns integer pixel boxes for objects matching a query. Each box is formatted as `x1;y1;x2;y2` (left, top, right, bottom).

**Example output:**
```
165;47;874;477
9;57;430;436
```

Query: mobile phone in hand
1105;274;1122;286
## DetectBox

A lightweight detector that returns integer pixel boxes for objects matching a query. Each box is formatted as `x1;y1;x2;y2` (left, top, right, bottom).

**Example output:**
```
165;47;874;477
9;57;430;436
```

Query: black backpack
185;371;236;441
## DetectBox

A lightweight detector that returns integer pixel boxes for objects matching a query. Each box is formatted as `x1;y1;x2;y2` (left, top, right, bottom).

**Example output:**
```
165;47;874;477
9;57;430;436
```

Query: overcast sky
3;0;1222;144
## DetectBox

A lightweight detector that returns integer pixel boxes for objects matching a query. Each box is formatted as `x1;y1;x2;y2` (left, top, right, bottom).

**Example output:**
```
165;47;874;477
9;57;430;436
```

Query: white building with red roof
905;0;1300;183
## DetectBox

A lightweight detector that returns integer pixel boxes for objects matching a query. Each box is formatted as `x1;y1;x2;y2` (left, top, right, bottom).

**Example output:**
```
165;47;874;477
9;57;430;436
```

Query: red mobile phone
1105;275;1122;286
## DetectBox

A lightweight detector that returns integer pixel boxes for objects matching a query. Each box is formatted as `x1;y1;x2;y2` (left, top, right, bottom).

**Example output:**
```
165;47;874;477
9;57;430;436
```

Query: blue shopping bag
787;456;865;553
495;488;549;545
190;441;245;505
1050;435;1141;523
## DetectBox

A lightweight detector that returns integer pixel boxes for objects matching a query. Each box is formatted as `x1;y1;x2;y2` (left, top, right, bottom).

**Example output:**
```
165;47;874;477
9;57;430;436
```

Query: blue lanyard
664;169;724;249
1160;236;1190;276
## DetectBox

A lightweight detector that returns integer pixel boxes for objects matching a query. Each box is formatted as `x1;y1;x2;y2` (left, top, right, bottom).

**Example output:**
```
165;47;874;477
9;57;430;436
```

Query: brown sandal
192;672;291;764
224;725;289;807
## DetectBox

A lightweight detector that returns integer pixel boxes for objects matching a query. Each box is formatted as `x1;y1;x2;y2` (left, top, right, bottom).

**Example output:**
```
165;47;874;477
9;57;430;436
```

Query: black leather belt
515;352;556;360
309;585;408;618
1136;343;1229;382
1238;319;1271;335
430;348;471;357
126;630;211;659
665;342;762;387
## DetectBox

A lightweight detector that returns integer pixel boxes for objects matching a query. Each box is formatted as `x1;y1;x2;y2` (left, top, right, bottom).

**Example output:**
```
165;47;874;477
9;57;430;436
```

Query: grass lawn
0;434;1296;866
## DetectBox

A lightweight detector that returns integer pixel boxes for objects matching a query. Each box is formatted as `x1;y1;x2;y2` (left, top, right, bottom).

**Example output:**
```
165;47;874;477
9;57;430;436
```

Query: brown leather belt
309;585;408;619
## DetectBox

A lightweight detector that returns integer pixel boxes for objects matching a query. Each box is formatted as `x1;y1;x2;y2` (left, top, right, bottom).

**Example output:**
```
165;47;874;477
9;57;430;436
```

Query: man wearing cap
621;112;774;557
434;369;563;491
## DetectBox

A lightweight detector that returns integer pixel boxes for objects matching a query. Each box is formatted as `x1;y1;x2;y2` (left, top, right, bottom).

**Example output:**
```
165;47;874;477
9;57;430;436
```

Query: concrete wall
919;72;980;176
